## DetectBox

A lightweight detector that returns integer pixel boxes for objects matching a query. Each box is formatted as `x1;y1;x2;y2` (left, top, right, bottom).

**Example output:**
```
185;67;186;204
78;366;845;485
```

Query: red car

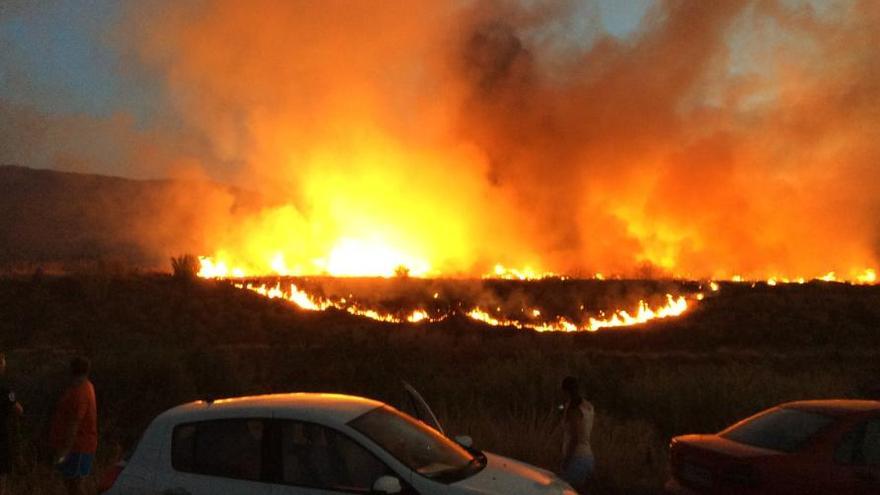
666;400;880;494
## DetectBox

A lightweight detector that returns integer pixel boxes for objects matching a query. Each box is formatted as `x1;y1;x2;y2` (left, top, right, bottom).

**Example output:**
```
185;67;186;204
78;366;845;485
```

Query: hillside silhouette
0;165;255;271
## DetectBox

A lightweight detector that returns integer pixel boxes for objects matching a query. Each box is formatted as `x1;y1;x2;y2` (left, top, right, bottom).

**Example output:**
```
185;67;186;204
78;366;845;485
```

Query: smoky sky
1;0;878;278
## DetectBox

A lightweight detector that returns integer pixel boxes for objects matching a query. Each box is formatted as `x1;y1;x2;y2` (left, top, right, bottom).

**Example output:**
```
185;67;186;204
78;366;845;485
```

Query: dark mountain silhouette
0;165;251;271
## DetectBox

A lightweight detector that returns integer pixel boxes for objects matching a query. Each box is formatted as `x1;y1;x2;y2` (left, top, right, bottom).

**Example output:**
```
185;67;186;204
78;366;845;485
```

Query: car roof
157;393;385;426
781;399;880;416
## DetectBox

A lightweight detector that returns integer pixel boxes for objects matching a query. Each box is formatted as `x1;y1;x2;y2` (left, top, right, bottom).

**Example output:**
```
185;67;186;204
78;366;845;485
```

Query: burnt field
2;275;880;494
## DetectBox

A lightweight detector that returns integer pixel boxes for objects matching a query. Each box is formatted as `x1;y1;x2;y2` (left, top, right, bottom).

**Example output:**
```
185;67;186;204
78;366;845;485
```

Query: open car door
402;381;445;435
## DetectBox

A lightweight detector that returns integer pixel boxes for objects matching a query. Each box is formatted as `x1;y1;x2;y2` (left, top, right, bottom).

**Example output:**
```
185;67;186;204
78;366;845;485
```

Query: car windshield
349;406;478;480
721;407;834;453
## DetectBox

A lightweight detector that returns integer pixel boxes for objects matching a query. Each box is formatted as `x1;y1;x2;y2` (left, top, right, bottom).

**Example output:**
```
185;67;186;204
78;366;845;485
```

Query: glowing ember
485;264;558;281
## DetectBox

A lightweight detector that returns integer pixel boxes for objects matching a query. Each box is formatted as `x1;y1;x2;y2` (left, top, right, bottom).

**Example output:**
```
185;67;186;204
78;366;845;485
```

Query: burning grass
195;253;877;335
235;278;694;332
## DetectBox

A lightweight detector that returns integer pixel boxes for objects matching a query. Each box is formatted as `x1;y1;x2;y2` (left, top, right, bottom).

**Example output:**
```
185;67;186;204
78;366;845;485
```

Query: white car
101;385;576;495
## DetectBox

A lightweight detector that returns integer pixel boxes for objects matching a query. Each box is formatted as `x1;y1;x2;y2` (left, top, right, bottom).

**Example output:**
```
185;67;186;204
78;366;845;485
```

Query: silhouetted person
560;376;594;493
50;357;97;495
0;353;24;495
31;266;44;284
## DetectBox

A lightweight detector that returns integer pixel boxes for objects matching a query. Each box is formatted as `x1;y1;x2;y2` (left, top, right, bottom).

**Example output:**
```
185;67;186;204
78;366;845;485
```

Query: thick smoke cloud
448;0;880;278
5;0;880;278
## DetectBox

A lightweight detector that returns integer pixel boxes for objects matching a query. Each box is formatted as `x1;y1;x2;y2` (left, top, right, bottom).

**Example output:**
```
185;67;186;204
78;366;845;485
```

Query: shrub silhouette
394;265;411;278
171;254;200;280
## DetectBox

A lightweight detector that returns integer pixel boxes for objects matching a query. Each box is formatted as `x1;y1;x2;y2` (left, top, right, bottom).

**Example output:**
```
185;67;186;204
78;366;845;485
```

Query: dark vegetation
1;275;879;494
170;255;200;281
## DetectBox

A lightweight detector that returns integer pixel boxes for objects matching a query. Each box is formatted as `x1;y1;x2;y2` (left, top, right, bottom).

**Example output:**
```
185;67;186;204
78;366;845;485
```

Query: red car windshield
721;407;834;453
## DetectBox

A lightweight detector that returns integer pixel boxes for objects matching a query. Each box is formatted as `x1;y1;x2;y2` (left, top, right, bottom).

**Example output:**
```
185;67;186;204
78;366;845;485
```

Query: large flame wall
29;1;880;280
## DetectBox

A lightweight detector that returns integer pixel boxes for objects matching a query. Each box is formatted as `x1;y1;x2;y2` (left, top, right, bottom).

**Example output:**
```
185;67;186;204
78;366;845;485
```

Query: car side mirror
454;435;474;448
372;475;403;494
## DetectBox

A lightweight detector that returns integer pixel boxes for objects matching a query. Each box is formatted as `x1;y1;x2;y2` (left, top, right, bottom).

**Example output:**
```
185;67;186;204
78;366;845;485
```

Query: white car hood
450;452;572;495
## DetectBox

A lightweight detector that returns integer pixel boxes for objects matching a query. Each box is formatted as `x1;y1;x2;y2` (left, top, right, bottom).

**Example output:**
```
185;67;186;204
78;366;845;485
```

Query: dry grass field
1;275;879;494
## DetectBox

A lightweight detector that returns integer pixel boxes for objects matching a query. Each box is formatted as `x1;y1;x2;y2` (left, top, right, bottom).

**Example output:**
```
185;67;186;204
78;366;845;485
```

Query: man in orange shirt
50;357;97;495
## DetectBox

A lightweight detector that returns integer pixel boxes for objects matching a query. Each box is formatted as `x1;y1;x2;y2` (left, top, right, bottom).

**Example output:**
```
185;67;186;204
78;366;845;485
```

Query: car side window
172;419;265;481
835;419;880;465
835;425;860;464
722;408;834;453
861;420;880;465
280;420;389;492
172;424;197;471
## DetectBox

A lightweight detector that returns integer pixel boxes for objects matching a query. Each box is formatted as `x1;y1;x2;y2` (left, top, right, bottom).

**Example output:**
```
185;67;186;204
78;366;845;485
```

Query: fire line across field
224;276;702;333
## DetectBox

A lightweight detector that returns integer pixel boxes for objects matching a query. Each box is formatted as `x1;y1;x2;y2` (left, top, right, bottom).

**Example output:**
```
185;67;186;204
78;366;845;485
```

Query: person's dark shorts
56;452;93;479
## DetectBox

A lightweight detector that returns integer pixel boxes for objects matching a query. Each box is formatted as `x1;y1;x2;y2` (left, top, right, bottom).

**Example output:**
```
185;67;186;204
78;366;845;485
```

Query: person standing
0;353;24;495
560;376;594;493
50;356;97;495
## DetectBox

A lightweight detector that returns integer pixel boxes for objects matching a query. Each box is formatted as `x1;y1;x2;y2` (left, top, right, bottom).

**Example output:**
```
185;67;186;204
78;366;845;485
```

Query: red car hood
674;434;780;459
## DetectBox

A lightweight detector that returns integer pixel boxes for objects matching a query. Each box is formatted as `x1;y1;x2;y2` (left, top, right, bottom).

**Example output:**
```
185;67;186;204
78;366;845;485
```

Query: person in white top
560;376;594;493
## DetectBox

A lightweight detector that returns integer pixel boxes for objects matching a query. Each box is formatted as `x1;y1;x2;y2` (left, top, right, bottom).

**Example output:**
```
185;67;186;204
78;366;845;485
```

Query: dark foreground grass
1;276;879;494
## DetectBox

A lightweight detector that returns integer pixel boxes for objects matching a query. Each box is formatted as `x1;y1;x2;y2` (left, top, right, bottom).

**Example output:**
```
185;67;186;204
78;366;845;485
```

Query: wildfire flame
586;295;688;331
201;254;877;288
201;253;875;333
319;238;431;278
857;269;876;284
234;281;692;333
484;264;559;281
197;256;245;279
706;268;877;287
236;282;445;324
